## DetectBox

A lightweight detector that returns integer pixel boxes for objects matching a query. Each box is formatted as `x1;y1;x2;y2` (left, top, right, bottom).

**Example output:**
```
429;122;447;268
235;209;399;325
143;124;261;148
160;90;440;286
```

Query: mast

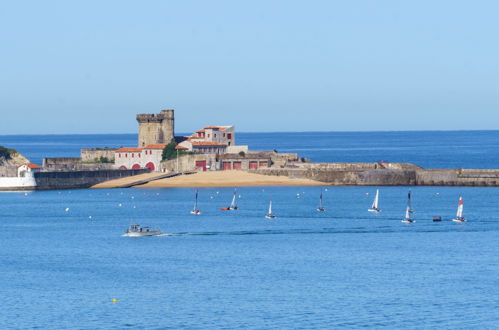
319;191;323;208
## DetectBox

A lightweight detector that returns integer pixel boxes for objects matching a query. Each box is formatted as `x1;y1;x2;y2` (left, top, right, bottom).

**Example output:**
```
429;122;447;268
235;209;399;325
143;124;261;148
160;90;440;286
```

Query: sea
1;131;499;329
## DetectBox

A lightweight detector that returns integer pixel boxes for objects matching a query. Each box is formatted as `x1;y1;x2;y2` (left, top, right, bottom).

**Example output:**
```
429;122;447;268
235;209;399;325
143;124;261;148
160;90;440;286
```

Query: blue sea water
1;131;499;329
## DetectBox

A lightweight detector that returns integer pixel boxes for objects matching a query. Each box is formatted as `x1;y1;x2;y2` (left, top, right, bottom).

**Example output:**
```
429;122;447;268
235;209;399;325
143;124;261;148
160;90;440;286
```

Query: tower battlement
136;109;175;147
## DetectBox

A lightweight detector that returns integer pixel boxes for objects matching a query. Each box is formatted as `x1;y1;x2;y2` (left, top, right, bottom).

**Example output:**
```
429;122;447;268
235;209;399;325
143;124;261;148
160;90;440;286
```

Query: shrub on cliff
0;145;15;161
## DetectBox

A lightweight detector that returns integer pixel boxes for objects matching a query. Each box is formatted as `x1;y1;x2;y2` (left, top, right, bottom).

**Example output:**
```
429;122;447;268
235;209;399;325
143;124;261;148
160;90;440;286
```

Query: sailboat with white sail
452;195;467;222
368;189;381;212
316;190;325;212
190;189;201;215
220;189;238;211
401;191;415;223
265;197;276;219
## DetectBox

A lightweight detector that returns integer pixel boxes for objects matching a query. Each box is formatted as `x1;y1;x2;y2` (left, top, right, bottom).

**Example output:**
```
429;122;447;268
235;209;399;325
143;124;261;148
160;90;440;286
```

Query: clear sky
0;0;498;134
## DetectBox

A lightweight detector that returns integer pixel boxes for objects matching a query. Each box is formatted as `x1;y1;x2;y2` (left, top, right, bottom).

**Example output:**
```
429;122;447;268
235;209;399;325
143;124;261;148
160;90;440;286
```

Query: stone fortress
136;109;175;147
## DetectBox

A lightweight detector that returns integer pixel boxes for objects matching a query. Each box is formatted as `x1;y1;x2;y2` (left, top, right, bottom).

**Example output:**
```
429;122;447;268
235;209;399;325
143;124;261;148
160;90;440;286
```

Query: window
125;154;128;158
132;153;134;158
119;154;121;158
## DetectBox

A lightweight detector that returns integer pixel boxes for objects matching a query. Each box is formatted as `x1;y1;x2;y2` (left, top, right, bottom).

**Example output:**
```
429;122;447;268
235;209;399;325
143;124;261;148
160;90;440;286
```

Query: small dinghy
190;189;201;215
401;191;415;223
221;189;238;211
452;195;467;222
124;224;162;237
316;190;326;212
368;189;381;212
265;198;276;219
433;216;442;222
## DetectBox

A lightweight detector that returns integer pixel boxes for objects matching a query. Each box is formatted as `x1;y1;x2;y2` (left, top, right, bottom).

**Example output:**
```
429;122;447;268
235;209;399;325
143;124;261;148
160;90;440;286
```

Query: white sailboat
265;198;276;219
221;189;238;211
190;189;201;215
401;191;415;223
368;189;381;212
452;195;467;222
316;190;326;212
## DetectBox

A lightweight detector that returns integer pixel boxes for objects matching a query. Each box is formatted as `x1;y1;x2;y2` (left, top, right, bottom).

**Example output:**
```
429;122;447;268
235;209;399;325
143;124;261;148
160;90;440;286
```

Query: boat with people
401;191;415;223
265;197;276;219
368;189;381;212
221;189;238;211
190;189;201;215
123;224;162;237
316;190;326;212
452;195;467;222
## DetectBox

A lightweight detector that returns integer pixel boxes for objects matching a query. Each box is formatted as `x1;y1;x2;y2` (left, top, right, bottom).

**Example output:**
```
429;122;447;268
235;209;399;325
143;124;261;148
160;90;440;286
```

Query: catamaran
452;195;467;222
265;198;276;219
368;189;381;212
190;189;201;215
317;190;326;212
401;191;415;223
221;189;238;211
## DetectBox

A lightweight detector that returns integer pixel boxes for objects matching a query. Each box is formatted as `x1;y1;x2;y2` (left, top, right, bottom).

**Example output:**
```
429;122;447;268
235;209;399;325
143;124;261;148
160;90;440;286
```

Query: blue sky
0;0;498;134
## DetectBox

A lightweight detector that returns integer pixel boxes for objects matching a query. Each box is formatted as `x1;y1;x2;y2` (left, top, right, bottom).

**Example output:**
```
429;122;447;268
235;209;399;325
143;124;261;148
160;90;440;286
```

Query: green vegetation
238;151;246;157
98;156;112;163
162;142;192;161
0;145;16;160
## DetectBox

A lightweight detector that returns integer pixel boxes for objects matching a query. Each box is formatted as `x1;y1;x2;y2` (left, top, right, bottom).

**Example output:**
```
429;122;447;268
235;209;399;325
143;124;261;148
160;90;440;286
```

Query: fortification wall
161;154;217;173
0;166;18;177
0;176;37;190
80;148;116;162
34;169;149;190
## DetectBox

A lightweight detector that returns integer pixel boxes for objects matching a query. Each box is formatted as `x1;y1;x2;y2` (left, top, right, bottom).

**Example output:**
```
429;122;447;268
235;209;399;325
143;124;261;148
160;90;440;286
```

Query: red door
232;162;242;170
259;161;268;168
119;165;127;170
145;162;155;171
249;161;258;169
195;160;207;171
132;164;141;170
223;162;232;170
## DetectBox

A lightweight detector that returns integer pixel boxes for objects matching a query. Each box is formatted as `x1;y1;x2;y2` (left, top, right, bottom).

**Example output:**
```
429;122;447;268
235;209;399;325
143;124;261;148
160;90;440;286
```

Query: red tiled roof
116;147;142;152
196;129;205;133
27;163;41;169
204;126;221;130
144;144;166;150
175;146;189;150
191;142;227;147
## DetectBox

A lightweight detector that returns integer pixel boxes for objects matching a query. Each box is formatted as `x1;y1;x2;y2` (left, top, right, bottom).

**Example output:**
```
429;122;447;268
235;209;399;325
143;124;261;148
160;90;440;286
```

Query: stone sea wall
34;169;149;190
252;163;499;186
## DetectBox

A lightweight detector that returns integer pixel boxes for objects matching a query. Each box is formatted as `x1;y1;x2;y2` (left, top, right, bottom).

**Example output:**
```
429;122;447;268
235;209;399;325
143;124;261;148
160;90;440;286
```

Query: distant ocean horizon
1;130;499;169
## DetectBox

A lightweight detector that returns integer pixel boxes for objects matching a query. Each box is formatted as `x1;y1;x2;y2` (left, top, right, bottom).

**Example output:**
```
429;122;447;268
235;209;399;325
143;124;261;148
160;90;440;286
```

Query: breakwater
33;169;149;190
252;163;499;186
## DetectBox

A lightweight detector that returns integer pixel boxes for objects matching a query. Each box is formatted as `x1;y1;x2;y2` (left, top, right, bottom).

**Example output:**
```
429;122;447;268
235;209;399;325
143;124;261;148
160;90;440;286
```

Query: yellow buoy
112;298;117;303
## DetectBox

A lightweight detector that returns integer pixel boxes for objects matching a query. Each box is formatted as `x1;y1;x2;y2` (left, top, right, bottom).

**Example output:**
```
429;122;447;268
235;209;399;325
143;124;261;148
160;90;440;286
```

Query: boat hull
452;218;467;222
124;231;162;237
368;208;381;212
265;214;276;219
401;219;415;223
190;210;201;215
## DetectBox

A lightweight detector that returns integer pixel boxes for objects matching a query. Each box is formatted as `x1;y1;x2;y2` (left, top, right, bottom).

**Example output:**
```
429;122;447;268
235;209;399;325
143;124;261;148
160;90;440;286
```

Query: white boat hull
265;214;276;219
452;218;467;222
190;210;201;215
368;208;381;213
124;231;162;237
401;219;415;223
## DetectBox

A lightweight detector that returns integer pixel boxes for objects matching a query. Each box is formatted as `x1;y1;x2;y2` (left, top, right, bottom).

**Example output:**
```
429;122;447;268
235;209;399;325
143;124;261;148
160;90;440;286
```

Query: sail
456;196;464;218
372;189;379;209
405;191;413;220
268;199;272;215
319;192;323;208
193;190;198;211
230;190;237;208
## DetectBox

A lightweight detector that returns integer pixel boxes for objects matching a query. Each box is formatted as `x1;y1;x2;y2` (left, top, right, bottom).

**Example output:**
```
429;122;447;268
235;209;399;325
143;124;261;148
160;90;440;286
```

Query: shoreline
92;171;325;189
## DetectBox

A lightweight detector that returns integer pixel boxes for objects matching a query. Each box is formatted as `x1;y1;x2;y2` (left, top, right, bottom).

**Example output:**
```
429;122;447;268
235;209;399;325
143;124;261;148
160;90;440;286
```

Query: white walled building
114;144;165;172
178;126;247;155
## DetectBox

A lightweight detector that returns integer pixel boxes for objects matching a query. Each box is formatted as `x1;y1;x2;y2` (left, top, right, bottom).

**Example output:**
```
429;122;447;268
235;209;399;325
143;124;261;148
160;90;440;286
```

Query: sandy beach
92;171;324;188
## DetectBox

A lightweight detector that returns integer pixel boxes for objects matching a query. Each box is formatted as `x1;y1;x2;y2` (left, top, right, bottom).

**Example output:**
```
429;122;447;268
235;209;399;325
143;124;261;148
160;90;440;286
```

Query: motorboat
124;224;162;237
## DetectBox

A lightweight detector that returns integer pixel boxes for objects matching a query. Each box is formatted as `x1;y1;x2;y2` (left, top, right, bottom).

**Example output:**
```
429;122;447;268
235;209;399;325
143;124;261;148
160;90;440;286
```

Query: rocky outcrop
0;146;30;177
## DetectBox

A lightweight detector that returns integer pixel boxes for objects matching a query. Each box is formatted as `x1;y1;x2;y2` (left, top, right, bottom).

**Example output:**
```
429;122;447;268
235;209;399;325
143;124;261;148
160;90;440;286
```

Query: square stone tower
136;109;175;147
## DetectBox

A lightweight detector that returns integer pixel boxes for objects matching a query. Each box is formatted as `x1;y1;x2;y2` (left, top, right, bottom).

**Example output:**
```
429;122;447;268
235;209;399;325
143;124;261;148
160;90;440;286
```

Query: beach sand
92;171;324;188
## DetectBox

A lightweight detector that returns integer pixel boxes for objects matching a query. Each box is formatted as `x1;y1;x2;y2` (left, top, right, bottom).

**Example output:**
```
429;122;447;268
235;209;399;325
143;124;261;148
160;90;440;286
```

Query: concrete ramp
92;172;195;188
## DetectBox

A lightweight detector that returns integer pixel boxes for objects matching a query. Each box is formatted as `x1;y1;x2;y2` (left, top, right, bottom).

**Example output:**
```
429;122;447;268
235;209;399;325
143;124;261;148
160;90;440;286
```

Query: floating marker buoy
118;203;122;207
112;298;117;303
65;208;70;212
131;196;135;199
88;216;92;220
